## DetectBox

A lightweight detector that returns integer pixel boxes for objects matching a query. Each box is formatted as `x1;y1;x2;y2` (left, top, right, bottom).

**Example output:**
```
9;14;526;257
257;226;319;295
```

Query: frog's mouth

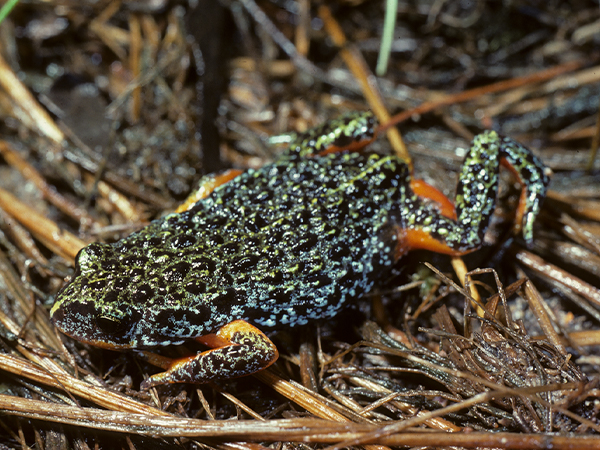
51;300;136;350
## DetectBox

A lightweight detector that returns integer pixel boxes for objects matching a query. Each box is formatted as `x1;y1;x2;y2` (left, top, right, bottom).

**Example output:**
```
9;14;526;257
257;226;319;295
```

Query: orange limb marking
500;159;528;234
410;179;457;220
404;228;460;255
196;319;277;353
315;135;377;156
176;169;244;213
394;226;472;262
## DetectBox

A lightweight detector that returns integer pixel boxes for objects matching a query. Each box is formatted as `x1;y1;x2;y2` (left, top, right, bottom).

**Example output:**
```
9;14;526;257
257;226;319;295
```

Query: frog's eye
96;315;128;335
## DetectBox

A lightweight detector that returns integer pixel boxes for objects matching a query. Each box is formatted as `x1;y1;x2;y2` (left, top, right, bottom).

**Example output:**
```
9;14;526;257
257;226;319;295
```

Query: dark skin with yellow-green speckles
51;112;550;389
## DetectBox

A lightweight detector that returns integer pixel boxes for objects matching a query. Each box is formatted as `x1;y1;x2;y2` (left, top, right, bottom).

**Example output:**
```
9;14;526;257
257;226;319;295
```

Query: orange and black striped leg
139;320;278;389
176;169;244;213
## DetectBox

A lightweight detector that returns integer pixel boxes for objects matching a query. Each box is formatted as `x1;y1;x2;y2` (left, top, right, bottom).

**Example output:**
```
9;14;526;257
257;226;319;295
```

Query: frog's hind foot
140;320;278;389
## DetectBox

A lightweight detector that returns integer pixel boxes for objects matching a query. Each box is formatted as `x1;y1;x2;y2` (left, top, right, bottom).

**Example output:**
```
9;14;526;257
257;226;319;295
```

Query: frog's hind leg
455;131;550;247
286;111;378;158
139;320;278;389
176;169;244;213
409;179;457;220
401;131;550;257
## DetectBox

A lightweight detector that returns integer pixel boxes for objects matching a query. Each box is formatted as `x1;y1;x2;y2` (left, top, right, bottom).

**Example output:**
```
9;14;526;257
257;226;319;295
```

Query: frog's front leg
139;320;278;390
403;131;550;256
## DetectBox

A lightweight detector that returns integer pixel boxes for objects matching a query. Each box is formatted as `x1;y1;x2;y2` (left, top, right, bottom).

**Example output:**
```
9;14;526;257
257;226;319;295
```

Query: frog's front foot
140;320;278;389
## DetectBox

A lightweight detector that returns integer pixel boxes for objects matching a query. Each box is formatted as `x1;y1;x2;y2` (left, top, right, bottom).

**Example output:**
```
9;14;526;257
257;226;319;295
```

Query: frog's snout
49;300;64;325
50;298;96;342
51;297;135;350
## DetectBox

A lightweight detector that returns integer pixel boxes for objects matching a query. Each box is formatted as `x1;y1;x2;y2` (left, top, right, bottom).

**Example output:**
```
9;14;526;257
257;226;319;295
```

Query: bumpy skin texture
51;111;550;384
51;113;403;349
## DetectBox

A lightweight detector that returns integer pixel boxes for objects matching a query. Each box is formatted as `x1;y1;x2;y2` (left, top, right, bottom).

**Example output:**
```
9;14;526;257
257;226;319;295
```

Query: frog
50;111;550;390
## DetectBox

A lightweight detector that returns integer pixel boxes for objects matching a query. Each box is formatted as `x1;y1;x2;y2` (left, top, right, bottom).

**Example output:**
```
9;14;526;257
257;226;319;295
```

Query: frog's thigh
176;169;244;213
140;320;278;389
410;179;456;219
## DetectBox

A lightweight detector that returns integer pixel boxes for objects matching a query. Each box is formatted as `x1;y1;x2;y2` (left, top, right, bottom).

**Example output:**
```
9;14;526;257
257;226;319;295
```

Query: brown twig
318;5;408;162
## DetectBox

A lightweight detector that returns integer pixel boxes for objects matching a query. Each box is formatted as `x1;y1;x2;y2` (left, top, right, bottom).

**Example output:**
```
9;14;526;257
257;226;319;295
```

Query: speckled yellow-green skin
51;112;549;369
